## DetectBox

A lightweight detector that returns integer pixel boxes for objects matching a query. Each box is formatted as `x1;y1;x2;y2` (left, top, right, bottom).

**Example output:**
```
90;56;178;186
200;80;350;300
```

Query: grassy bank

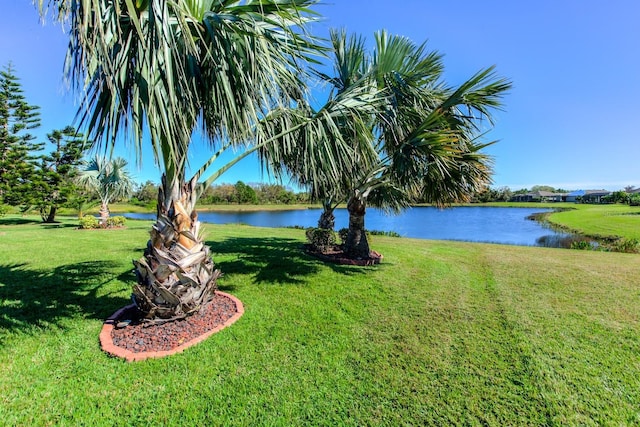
1;217;639;425
544;203;640;240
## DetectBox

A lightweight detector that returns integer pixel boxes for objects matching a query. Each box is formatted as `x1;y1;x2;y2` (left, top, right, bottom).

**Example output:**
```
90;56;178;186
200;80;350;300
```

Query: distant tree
234;181;258;204
0;63;42;206
66;187;98;219
77;156;135;225
201;184;236;204
624;185;636;193
29;126;87;222
472;185;497;203
609;190;629;204
132;180;159;206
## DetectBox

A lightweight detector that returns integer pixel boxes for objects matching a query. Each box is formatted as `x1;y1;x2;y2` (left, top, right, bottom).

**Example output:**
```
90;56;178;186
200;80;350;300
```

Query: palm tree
77;156;135;226
274;30;511;259
37;0;327;322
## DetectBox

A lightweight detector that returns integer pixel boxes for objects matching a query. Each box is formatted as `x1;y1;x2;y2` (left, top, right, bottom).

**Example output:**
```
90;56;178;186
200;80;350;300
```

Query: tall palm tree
77;156;135;225
37;0;327;322
274;30;511;259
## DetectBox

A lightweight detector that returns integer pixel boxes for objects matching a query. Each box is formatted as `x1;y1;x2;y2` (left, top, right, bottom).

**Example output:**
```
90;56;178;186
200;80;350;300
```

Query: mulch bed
101;291;243;361
304;245;383;266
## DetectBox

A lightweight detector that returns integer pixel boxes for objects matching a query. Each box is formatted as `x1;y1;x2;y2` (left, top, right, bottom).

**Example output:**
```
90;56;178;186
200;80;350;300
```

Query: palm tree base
304;244;383;266
100;291;244;362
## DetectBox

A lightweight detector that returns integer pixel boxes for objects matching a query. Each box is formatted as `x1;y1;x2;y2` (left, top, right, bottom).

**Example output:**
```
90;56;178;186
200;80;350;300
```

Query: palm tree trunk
344;195;371;258
317;199;335;230
132;173;220;323
99;202;109;227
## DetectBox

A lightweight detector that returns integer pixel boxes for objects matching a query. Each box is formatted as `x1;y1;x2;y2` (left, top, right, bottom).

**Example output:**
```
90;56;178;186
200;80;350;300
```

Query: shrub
305;227;337;252
612;238;640;254
79;215;99;229
629;194;640;206
570;240;593;250
369;229;401;238
338;228;349;245
0;204;9;218
106;216;127;228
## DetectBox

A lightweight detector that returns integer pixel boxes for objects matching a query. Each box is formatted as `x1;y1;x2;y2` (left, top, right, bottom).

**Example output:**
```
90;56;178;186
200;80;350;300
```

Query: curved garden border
100;291;244;362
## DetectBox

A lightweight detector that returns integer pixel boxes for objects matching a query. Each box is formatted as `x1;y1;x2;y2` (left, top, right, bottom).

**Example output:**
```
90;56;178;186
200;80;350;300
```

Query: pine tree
0;63;42;206
28;126;86;222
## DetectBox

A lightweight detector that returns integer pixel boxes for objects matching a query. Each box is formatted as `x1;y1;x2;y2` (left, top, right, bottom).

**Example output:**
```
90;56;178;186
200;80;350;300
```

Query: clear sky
1;0;639;191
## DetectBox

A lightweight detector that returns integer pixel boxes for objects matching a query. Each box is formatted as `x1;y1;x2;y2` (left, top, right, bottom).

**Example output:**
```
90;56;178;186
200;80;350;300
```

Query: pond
124;206;577;247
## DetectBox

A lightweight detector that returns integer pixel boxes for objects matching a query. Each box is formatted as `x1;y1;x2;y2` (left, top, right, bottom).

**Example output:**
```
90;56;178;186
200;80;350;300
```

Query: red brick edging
99;291;244;362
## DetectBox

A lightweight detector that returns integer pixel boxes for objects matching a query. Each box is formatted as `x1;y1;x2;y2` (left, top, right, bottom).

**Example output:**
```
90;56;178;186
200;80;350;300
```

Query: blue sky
1;0;639;191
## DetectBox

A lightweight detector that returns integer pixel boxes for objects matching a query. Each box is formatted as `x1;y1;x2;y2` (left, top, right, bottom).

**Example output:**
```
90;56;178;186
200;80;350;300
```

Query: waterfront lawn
1;217;639;425
546;203;640;240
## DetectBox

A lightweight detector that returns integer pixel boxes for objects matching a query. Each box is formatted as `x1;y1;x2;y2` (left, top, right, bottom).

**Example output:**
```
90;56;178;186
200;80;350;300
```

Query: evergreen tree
0;63;42;206
28;126;86;222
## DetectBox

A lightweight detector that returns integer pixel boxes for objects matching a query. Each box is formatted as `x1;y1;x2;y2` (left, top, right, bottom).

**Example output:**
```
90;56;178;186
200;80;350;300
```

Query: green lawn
546;203;640;240
1;216;639;425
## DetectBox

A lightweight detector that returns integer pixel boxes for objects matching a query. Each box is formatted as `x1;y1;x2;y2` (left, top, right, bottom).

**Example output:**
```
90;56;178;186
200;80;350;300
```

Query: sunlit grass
546;203;640;240
1;216;639;425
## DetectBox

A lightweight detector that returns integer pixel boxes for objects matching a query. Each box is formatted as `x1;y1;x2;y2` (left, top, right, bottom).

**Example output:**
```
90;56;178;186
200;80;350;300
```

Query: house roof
567;189;610;197
535;191;563;197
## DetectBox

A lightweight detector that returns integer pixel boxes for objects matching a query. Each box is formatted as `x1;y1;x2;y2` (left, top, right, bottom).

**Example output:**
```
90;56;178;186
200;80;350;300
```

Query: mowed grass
546;203;640;240
1;216;639;425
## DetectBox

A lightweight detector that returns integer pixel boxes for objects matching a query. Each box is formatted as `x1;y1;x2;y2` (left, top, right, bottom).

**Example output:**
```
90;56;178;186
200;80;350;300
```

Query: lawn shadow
0;261;133;342
206;236;376;287
0;217;41;226
40;222;78;229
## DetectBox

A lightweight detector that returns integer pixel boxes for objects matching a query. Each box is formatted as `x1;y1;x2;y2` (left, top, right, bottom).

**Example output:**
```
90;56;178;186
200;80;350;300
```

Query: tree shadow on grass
0;261;133;343
0;217;41;226
206;236;375;288
40;223;78;229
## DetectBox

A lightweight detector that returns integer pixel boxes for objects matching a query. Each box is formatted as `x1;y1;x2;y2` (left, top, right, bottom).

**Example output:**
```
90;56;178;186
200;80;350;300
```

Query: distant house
511;189;613;203
510;190;564;202
535;191;564;202
565;189;611;203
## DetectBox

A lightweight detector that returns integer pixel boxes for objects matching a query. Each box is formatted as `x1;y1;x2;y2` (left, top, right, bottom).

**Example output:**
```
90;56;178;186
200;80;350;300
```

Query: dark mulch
110;293;238;353
304;245;383;266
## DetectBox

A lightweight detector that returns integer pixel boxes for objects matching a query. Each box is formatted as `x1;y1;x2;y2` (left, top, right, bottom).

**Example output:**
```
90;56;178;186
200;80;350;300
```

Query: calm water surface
124;206;570;247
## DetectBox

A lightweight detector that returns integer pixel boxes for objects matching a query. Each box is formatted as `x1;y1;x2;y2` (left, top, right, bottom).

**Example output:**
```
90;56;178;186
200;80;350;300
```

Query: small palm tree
77;156;135;226
271;29;511;259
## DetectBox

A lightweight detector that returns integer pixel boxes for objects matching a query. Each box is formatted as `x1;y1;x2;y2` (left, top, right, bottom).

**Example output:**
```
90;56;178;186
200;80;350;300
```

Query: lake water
124;206;573;247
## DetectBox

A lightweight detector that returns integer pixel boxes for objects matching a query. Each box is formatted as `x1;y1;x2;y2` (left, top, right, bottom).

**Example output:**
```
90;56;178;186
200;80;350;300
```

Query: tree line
132;180;308;207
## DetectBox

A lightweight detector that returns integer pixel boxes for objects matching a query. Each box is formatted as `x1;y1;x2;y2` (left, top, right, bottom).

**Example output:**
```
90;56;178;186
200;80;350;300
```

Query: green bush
305;227;337;252
628;194;640;206
611;238;640;254
0;204;9;218
570;240;593;250
106;216;127;228
369;229;401;238
78;215;99;229
338;228;349;245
